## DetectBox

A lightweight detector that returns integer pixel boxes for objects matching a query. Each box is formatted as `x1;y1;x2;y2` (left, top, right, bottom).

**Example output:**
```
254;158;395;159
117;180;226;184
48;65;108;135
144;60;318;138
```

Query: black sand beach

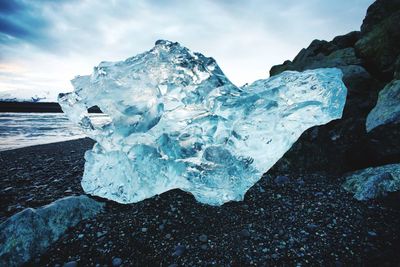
2;1;400;265
1;139;399;266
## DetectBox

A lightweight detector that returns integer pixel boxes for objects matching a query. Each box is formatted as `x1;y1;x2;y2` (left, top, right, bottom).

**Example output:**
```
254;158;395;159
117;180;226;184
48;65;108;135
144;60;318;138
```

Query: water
0;113;110;151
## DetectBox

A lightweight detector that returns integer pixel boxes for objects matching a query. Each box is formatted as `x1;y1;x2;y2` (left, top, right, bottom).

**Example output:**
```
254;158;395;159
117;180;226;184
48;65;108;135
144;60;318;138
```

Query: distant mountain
0;89;60;103
0;89;103;113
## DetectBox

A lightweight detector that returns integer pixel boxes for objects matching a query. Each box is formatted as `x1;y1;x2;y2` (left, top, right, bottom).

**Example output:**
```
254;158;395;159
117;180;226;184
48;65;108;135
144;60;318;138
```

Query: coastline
0;102;102;113
0;138;399;265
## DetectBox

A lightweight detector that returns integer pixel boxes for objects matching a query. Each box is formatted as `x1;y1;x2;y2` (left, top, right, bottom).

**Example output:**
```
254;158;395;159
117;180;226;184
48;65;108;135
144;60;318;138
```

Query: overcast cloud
0;0;374;95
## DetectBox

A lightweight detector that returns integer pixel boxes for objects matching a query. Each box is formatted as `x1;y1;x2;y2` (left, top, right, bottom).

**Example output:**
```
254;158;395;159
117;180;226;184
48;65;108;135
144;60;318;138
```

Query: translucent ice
59;40;347;205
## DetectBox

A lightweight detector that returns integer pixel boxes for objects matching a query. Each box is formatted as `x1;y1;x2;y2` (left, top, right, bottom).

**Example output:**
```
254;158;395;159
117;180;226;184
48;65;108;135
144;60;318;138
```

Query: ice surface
59;40;347;205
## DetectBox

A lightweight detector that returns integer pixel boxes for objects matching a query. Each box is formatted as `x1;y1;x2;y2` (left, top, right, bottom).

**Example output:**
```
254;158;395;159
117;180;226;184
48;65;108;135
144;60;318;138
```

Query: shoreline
0;138;399;265
0;102;102;113
0;136;87;152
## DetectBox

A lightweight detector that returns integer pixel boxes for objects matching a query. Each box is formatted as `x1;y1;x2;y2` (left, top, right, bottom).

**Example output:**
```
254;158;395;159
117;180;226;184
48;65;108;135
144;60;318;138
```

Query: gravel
0;138;399;266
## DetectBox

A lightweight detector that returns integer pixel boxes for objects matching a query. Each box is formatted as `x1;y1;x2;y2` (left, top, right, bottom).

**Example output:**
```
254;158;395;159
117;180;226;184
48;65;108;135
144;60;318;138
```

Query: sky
0;0;374;97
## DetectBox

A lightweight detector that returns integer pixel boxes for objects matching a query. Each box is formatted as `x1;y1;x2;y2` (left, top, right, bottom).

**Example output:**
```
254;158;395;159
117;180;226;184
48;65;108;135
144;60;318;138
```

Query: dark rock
274;175;290;185
112;257;122;267
360;0;400;33
268;0;400;175
172;245;186;257
270;46;362;77
63;261;78;267
368;231;378;237
239;229;250;238
332;31;362;49
306;223;318;230
199;234;208;242
395;56;400;79
355;0;400;80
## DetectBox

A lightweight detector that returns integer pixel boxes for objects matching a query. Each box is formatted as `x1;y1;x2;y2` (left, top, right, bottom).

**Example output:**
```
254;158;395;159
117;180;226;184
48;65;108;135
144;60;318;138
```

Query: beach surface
1;139;399;266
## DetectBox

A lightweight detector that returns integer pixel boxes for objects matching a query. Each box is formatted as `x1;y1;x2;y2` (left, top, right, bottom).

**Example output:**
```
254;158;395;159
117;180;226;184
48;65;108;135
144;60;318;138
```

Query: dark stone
332;31;361;49
360;0;400;33
199;234;207;242
63;261;78;267
355;0;400;80
274;175;290;185
112;257;122;267
306;223;318;230
172;245;186;257
368;231;378;237
395;56;400;79
239;229;250;238
268;0;400;175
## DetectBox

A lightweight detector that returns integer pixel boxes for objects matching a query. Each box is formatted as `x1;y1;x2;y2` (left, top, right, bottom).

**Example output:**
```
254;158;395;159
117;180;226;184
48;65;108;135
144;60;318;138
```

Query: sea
0;113;109;151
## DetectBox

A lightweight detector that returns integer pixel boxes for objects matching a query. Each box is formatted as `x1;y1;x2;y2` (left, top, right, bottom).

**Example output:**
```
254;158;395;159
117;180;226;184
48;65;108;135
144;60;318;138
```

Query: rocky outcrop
366;80;400;131
0;195;104;267
355;0;400;81
268;0;400;175
343;163;400;200
270;31;362;76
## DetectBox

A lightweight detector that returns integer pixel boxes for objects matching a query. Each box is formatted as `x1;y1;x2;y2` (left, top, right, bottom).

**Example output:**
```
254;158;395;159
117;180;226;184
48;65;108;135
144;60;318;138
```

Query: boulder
268;0;400;174
394;56;400;80
343;163;400;200
0;195;104;267
355;0;400;80
366;80;400;131
270;32;362;77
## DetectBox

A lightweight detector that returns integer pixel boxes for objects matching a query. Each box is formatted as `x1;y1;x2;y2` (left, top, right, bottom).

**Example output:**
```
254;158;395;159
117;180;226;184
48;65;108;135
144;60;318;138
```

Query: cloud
0;0;52;47
0;0;374;93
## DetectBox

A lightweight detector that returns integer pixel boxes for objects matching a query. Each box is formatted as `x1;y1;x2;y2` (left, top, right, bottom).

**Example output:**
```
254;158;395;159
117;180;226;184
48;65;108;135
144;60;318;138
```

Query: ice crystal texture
59;40;347;205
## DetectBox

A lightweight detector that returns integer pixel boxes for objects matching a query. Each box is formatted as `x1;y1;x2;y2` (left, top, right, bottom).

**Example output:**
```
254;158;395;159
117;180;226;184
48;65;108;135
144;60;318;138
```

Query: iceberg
59;40;347;205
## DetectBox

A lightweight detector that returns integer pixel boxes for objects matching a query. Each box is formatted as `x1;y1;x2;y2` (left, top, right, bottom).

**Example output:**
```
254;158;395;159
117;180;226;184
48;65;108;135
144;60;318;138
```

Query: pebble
274;175;290;185
112;257;122;266
3;140;399;266
306;223;318;230
240;229;250;238
63;261;78;267
96;231;106;238
199;234;208;242
368;231;377;237
172;245;186;257
314;192;324;197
